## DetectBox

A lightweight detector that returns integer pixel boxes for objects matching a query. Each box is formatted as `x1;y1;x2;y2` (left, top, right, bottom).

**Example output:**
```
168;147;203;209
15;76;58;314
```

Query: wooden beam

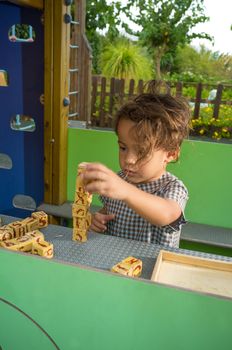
44;0;54;203
52;0;70;204
7;0;44;10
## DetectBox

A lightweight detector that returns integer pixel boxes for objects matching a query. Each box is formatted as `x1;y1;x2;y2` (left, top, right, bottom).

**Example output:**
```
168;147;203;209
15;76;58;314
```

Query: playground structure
0;0;91;219
0;2;232;350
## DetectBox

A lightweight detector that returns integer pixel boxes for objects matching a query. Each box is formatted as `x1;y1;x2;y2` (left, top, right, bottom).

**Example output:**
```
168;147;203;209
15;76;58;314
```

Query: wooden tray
151;250;232;298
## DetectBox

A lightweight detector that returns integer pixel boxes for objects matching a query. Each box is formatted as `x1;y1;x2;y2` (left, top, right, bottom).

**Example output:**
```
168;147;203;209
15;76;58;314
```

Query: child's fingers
83;170;108;183
95;212;115;222
105;214;115;221
91;213;107;231
85;162;108;172
85;180;105;194
90;212;115;232
90;223;105;232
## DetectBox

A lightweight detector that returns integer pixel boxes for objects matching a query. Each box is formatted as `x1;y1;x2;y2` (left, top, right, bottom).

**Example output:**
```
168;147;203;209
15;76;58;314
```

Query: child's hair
114;80;191;161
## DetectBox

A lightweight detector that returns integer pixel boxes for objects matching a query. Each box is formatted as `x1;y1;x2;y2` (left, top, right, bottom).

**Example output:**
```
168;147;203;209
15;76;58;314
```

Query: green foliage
168;45;232;83
86;0;121;40
100;38;153;80
121;0;212;79
86;0;122;73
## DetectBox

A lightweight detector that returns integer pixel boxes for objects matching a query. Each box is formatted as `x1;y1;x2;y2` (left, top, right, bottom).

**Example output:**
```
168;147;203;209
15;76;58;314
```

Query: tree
121;0;212;79
100;38;153;80
86;0;121;73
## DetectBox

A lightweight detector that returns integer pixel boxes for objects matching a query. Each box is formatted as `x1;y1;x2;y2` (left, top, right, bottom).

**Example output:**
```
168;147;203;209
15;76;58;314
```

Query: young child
82;81;190;248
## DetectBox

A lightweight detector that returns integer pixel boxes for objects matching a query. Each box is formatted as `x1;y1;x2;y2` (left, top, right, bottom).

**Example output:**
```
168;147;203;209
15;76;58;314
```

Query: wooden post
52;0;70;204
119;79;125;107
109;77;115;115
90;75;98;126
44;0;54;204
176;82;183;97
166;81;171;94
128;79;135;98
137;79;144;94
193;83;202;119
99;77;106;127
213;84;223;119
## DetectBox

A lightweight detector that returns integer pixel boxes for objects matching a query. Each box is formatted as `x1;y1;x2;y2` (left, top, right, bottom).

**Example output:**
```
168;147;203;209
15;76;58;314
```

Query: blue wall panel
0;2;44;217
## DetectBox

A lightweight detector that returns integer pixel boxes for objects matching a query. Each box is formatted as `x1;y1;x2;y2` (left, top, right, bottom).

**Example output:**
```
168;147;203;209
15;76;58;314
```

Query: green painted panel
0;300;57;349
168;140;232;228
67;128;119;206
180;240;232;257
0;249;232;350
67;129;232;228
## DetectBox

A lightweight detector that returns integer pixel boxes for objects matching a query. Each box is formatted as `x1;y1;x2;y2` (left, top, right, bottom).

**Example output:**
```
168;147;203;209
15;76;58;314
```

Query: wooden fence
90;76;232;128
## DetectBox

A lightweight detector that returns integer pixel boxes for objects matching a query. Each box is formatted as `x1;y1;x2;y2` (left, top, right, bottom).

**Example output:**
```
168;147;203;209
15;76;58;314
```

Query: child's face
117;118;174;184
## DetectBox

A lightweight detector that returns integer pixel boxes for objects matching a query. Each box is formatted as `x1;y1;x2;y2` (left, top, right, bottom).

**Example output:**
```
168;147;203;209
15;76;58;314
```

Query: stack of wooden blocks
72;163;92;242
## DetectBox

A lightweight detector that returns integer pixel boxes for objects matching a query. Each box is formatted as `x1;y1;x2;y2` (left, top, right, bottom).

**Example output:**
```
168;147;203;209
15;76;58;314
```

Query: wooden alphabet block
1;236;32;252
72;204;88;218
32;240;53;259
74;191;92;207
31;211;48;228
73;217;87;230
21;217;39;232
7;221;26;238
111;257;142;277
0;226;14;241
72;228;87;242
86;212;91;230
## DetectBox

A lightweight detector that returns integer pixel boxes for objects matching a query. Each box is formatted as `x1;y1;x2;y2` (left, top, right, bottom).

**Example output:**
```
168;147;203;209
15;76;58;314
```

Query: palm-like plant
100;38;153;80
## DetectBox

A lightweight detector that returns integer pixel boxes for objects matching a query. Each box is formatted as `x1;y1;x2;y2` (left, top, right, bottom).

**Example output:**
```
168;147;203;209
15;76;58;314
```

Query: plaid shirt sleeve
160;178;188;232
162;179;188;211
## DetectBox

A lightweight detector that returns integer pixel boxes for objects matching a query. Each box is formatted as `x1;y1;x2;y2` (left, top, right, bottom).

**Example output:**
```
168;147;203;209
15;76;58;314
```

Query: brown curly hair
114;81;191;161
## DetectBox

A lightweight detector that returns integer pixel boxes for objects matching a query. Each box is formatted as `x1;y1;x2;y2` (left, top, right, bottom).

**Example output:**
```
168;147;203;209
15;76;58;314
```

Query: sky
191;0;232;55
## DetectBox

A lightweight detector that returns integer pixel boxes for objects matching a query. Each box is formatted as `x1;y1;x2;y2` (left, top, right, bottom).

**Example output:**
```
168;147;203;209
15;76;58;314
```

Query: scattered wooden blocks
0;212;53;259
0;230;44;253
111;256;143;277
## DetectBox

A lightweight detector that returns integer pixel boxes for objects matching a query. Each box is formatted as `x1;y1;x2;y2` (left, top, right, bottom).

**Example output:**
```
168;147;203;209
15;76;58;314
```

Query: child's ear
166;149;180;163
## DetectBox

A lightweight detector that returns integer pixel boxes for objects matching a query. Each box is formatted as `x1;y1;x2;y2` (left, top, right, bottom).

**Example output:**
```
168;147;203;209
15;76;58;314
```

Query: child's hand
90;212;115;233
82;163;128;200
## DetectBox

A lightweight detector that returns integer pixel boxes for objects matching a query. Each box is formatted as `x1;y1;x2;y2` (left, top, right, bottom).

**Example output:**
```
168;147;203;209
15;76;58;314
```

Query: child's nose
125;153;137;165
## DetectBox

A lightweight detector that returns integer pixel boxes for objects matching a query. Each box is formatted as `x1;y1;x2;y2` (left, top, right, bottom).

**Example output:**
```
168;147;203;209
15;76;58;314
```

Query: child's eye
119;145;126;151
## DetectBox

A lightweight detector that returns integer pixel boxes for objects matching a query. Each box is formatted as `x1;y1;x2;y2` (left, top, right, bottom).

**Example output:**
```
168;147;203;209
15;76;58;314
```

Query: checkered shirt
100;171;188;248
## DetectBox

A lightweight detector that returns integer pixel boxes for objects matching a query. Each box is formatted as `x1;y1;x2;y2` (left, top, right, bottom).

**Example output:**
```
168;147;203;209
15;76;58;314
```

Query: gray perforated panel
1;215;232;280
